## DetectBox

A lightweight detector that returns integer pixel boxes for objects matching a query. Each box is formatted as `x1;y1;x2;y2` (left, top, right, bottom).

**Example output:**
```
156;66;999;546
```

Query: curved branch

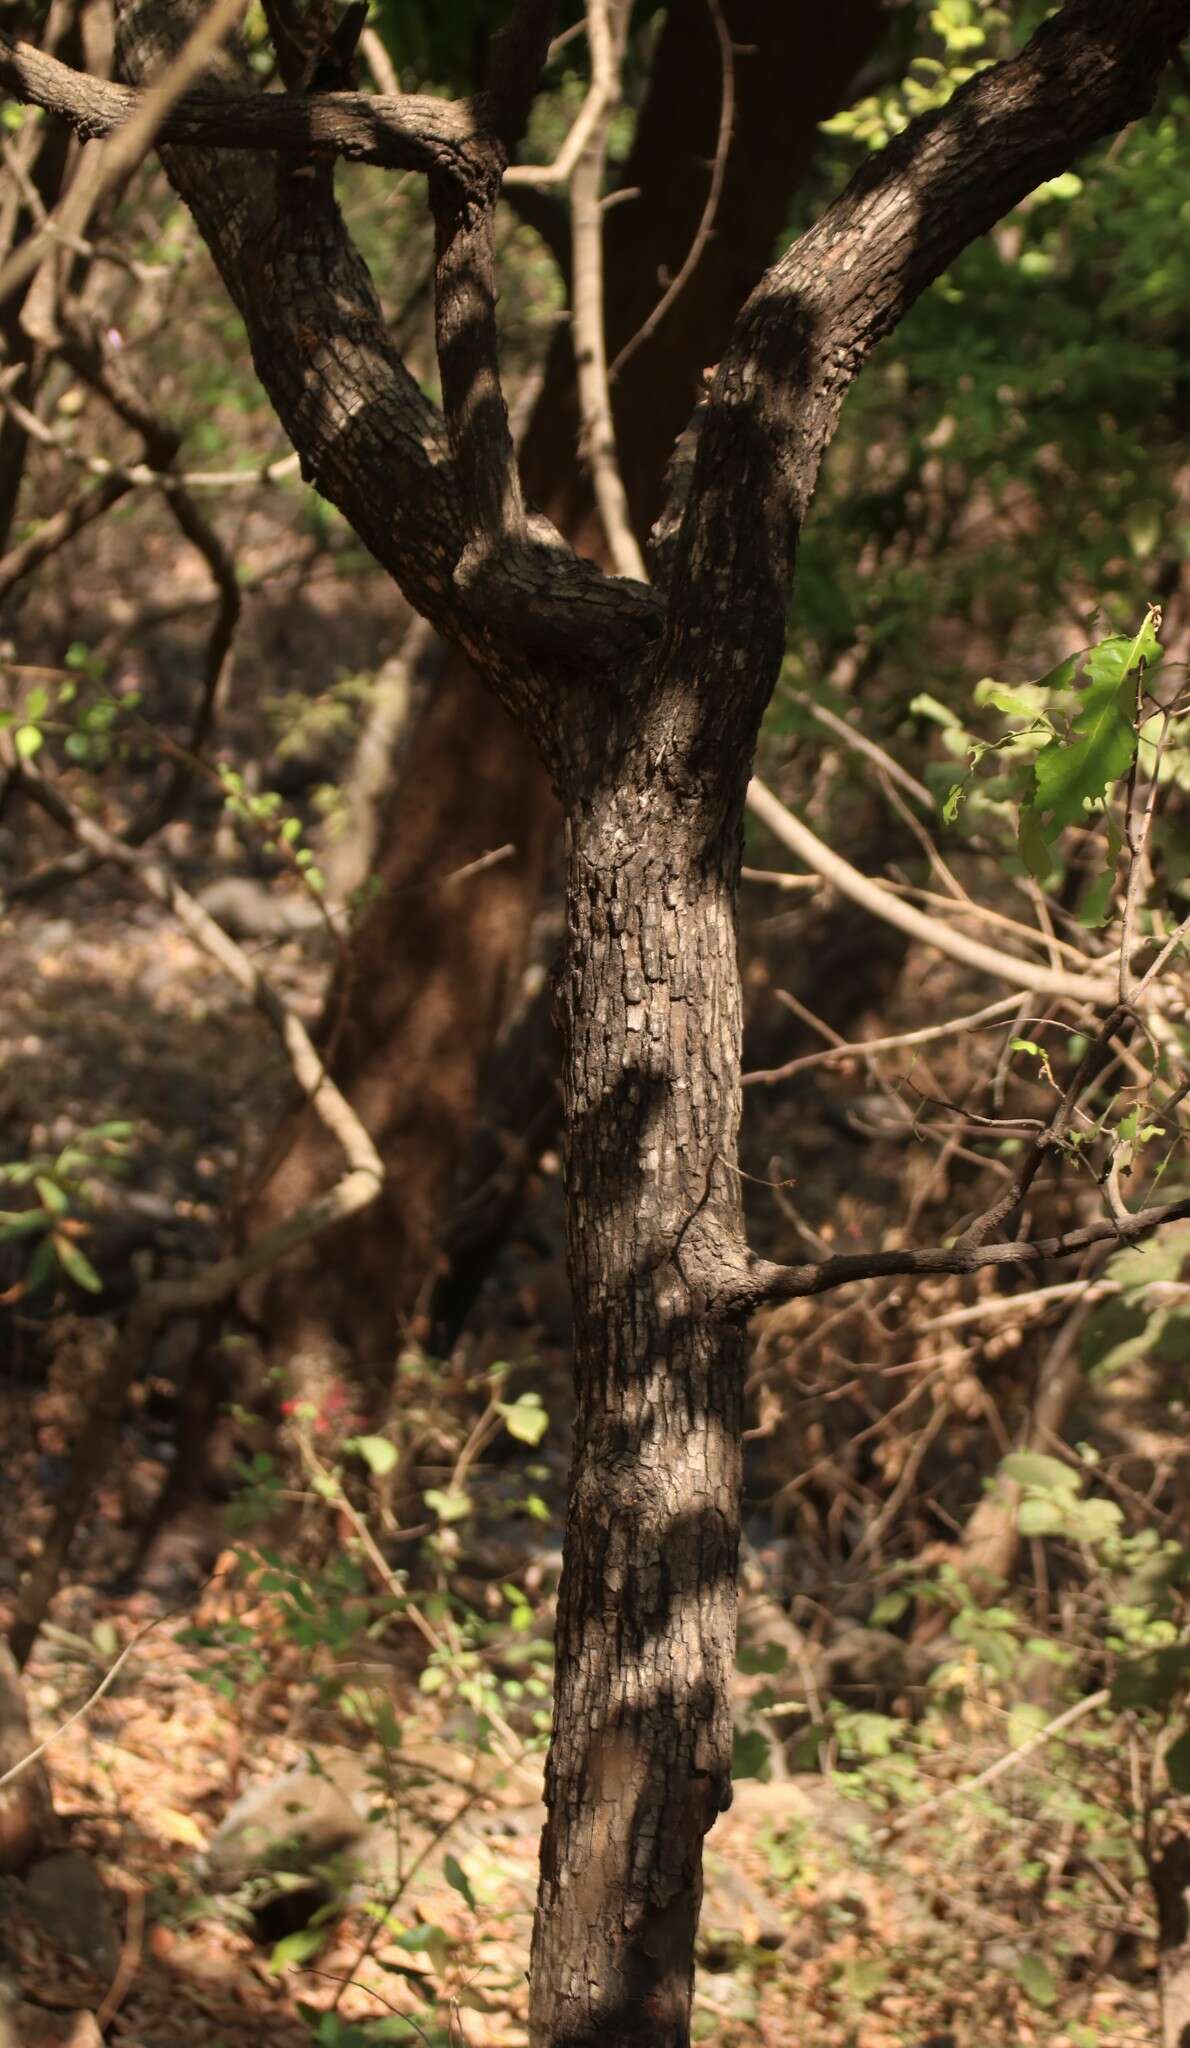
0;28;476;175
656;0;1190;775
746;777;1117;1005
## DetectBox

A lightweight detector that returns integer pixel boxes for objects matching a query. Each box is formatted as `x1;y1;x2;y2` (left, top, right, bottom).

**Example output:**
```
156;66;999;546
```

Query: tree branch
746;777;1117;1005
702;1197;1190;1319
0;27;478;176
655;0;1190;777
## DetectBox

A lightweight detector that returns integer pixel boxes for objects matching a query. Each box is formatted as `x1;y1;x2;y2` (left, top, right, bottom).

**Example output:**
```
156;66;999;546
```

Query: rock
202;1764;367;1892
21;1851;120;1977
14;2006;103;2047
0;1646;54;1876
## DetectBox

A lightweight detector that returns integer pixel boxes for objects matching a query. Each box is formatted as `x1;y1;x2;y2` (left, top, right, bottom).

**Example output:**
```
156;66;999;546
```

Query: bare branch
743;991;1037;1089
0;25;480;182
746;776;1117;1004
607;0;735;384
656;0;1190;775
703;1197;1190;1319
0;0;252;309
569;0;644;581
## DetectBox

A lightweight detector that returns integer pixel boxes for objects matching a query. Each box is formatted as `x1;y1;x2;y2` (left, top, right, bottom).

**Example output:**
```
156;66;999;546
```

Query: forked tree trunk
245;0;890;1392
531;784;747;2046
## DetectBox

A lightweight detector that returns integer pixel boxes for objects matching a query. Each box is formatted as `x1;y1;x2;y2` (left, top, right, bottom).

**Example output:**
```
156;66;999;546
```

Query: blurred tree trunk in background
246;0;891;1399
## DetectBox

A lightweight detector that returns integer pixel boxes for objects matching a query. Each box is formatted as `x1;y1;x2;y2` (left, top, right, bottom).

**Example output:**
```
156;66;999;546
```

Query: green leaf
14;724;43;758
497;1393;549;1446
424;1487;471;1524
34;1177;68;1215
731;1729;771;1781
910;692;963;729
23;1236;57;1297
974;683;1046;722
345;1434;398;1477
53;1236;103;1294
1001;1452;1079;1494
0;1209;51;1240
1017;805;1051;881
443;1853;476;1910
1015;1953;1058;2007
1078;866;1116;929
1166;1727;1190;1793
269;1926;325;1972
1018;1497;1065;1538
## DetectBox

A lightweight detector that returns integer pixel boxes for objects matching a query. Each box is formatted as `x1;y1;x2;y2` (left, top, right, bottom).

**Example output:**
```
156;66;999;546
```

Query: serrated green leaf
1023;637;1145;846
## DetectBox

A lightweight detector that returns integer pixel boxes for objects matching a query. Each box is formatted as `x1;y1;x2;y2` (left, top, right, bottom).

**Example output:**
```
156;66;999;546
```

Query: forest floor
0;842;1167;2048
1;503;1178;2048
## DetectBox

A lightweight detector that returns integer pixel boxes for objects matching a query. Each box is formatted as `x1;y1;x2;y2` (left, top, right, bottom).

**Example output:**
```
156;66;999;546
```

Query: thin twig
608;0;734;382
878;1690;1110;1839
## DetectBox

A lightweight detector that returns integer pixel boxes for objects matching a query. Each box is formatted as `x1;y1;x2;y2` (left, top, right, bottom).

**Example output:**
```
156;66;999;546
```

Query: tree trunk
245;0;890;1391
530;785;747;2047
1153;1831;1190;2048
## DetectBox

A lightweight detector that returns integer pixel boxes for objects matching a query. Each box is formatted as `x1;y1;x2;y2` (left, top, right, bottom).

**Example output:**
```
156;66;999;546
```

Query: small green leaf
14;724;43;758
1078;867;1116;929
1018;1497;1065;1538
34;1178;68;1216
1015;1953;1058;2007
269;1925;325;1972
0;1209;51;1239
54;1236;103;1294
345;1434;398;1477
497;1393;549;1446
443;1853;476;1910
1001;1452;1079;1494
424;1487;471;1524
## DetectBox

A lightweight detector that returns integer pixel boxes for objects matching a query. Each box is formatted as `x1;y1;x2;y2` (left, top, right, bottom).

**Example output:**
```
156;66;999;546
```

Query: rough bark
531;785;747;2046
247;0;892;1382
8;7;1190;2045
